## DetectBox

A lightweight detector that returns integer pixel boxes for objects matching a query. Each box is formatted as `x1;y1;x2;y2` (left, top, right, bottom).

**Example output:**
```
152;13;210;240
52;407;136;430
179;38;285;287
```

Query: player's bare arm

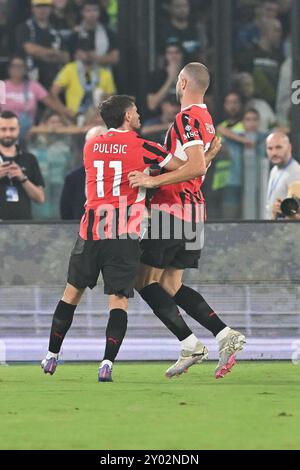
128;136;221;189
129;144;206;189
165;136;222;171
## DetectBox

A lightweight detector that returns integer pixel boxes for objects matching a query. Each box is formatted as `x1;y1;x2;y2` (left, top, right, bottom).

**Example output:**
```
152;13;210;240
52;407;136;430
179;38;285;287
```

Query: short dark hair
225;91;242;102
99;95;136;129
0;111;19;121
164;39;185;55
42;109;61;123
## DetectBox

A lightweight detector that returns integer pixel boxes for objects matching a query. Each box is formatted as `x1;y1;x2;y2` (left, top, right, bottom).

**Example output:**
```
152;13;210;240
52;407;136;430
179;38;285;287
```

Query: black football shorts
67;235;141;298
140;213;202;269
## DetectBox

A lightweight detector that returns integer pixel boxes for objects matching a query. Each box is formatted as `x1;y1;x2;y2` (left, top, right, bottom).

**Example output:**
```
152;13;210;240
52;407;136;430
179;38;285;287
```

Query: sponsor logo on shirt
205;123;215;134
183;130;199;140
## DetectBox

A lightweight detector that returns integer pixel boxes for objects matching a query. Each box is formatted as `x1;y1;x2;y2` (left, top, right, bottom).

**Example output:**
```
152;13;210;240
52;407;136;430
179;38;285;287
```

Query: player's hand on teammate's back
204;136;222;168
128;171;156;189
208;136;222;158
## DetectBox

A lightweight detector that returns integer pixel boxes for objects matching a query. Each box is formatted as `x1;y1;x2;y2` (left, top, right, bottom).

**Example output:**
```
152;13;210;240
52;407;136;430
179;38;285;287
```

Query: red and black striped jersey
79;129;171;240
151;104;215;221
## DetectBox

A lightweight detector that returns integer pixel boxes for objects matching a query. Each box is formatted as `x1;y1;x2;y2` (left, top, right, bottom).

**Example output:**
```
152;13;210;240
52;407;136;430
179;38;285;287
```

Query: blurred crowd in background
0;0;299;221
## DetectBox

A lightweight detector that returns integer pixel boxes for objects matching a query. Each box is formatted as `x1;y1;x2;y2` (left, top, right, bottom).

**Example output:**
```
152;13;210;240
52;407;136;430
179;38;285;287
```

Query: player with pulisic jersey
41;95;183;382
129;63;246;379
79;127;173;241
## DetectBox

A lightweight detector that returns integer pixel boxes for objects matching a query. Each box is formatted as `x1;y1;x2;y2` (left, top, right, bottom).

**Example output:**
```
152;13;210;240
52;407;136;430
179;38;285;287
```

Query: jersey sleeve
174;112;204;150
141;140;173;168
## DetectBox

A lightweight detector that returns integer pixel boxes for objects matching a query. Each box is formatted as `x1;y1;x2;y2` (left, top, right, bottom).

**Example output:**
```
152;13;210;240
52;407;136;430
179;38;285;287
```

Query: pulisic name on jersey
93;143;128;154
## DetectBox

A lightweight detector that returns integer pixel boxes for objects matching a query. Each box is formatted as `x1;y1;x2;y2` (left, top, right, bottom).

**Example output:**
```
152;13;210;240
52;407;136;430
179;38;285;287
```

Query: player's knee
160;274;182;297
109;295;128;311
62;284;84;305
135;269;162;292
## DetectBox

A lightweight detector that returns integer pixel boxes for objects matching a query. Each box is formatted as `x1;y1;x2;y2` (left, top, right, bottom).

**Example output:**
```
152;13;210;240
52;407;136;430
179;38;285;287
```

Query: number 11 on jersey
94;160;122;198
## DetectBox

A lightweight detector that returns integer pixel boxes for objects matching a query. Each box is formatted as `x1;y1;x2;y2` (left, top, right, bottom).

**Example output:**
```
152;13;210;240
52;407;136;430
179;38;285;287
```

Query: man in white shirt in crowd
265;131;300;219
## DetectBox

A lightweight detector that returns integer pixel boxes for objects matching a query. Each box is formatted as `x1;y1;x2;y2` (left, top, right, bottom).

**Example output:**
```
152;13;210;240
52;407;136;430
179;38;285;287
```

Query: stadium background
0;0;300;363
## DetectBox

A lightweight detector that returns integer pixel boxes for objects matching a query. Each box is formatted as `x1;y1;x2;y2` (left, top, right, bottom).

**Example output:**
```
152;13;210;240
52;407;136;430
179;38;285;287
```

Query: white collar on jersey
181;104;207;111
108;128;130;133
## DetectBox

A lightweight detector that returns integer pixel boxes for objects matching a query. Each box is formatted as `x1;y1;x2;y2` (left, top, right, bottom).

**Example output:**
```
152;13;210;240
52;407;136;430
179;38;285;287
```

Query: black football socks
49;300;77;354
139;283;192;341
103;309;128;362
174;285;227;337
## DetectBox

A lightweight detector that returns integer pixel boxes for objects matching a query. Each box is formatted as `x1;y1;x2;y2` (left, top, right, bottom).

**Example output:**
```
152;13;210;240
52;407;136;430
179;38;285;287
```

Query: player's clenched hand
128;171;156;189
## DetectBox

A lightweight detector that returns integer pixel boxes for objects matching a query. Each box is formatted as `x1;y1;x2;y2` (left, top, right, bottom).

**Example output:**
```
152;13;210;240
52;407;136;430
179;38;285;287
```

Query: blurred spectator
51;37;116;122
27;111;84;218
233;72;276;132
0;110;45;220
210;106;267;220
265;132;300;219
73;0;119;66
1;56;73;140
211;92;245;219
15;0;70;89
158;0;206;62
29;109;85;134
241;109;268;218
237;17;284;108
50;0;76;50
242;108;267;147
147;40;184;114
217;92;244;141
235;1;279;50
60;124;107;219
142;97;180;144
276;56;291;127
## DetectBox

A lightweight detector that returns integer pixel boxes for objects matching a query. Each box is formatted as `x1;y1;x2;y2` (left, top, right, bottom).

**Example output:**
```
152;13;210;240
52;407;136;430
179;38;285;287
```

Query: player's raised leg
161;268;246;378
41;283;85;375
136;264;208;378
98;295;129;383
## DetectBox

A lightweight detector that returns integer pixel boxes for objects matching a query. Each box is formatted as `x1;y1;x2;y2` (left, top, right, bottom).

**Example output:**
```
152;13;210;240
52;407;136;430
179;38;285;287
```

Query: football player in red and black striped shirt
41;95;184;381
129;63;246;379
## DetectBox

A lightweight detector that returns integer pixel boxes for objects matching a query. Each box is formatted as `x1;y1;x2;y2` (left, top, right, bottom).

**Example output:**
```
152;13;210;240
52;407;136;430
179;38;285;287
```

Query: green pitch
0;362;299;450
